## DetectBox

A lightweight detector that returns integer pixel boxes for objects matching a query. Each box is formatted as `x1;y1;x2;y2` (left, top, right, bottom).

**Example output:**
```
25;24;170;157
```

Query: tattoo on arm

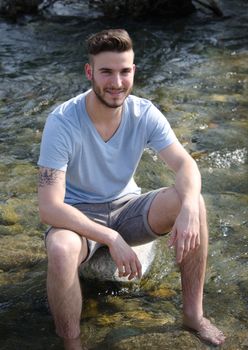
38;168;62;187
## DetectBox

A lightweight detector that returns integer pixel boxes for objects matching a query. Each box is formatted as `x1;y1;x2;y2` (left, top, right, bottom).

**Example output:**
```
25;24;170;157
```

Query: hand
108;232;142;280
168;206;200;264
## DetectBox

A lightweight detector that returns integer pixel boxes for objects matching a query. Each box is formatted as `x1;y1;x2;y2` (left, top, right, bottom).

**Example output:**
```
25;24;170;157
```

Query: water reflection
0;1;247;349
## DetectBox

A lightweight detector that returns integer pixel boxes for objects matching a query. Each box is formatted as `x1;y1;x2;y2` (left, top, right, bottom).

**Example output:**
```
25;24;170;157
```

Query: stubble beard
92;79;132;109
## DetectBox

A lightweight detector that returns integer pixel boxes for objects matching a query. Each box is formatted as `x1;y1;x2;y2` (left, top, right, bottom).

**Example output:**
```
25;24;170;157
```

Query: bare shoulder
38;167;65;188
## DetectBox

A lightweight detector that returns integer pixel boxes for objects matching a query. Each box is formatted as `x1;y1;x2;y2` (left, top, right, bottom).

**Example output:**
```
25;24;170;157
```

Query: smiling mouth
106;89;125;96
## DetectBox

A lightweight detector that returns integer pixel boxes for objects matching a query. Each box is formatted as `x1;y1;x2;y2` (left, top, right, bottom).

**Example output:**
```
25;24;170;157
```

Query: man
38;29;225;350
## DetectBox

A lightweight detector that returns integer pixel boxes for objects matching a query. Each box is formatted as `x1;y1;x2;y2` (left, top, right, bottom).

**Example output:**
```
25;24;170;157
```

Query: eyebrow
99;68;112;72
99;67;132;73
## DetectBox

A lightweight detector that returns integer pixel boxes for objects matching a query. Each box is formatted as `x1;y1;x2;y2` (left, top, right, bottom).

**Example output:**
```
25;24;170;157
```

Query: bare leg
46;228;88;350
180;196;225;345
148;187;225;345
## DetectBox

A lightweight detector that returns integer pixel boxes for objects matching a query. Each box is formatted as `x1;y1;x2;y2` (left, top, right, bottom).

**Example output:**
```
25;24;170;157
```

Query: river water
0;1;247;349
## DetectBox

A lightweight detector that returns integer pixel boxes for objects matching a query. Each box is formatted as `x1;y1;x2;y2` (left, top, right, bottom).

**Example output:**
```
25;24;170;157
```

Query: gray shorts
46;189;164;265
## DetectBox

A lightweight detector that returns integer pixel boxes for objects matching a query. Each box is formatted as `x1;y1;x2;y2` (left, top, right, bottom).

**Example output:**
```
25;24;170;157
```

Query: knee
46;231;85;270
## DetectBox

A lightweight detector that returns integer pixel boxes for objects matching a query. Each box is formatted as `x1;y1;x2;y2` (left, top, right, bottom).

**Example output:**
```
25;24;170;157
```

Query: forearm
39;202;116;246
174;158;201;207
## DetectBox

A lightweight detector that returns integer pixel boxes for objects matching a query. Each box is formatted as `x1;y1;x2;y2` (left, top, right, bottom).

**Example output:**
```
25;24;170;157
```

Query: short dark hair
86;29;133;56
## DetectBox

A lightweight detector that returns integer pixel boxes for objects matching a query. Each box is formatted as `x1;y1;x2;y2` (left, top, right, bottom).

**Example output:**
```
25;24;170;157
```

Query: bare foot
63;337;88;350
184;317;226;346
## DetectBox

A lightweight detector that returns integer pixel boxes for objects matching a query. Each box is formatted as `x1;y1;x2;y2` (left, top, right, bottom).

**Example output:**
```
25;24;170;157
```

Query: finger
128;258;142;280
189;233;196;250
196;232;200;247
176;242;184;264
123;264;131;277
168;226;177;247
184;234;191;251
136;258;142;279
127;257;138;280
190;232;198;250
182;242;192;261
128;261;137;280
182;232;197;261
117;262;125;277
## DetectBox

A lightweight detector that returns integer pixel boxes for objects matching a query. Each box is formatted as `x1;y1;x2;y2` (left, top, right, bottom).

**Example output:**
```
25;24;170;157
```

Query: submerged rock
105;329;206;350
0;203;19;226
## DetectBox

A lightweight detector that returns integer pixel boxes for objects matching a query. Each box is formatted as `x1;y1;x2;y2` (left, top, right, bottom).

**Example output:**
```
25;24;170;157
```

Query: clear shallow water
0;1;247;349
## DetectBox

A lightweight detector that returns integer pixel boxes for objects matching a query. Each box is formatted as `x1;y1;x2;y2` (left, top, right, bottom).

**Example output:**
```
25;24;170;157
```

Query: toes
183;317;225;346
197;318;226;345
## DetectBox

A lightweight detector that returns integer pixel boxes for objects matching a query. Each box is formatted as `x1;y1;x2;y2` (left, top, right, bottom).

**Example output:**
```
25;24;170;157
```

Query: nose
111;73;122;88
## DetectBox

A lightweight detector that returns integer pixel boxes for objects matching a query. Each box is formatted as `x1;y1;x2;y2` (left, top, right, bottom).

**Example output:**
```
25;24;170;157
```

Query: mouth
106;89;125;97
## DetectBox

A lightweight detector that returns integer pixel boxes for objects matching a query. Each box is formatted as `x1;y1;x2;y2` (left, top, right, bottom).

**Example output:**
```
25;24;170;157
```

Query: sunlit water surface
0;1;247;349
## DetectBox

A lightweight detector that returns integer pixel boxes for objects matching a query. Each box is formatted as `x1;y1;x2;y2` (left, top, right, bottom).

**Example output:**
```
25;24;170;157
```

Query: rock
193;0;223;17
0;203;19;226
91;0;195;18
80;241;157;282
0;0;223;18
39;0;103;19
105;329;206;350
0;0;39;16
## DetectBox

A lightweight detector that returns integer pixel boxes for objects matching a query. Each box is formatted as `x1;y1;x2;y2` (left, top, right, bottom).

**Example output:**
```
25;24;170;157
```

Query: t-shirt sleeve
146;103;177;152
38;114;72;171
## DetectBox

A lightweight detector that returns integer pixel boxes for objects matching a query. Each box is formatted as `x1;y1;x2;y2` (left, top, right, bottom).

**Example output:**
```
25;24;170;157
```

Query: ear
85;63;93;80
133;64;136;75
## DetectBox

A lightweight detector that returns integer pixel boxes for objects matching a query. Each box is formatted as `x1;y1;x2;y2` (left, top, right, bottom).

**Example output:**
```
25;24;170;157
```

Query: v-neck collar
82;94;126;145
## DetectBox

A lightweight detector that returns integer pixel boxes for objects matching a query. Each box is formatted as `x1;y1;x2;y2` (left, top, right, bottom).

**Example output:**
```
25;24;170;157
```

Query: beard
91;77;132;109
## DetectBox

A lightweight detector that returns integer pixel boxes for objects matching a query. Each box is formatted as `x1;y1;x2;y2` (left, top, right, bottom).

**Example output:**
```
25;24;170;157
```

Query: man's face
85;50;135;108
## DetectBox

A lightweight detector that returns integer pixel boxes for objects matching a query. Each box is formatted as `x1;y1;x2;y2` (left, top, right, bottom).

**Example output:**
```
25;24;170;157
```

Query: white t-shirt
38;90;177;204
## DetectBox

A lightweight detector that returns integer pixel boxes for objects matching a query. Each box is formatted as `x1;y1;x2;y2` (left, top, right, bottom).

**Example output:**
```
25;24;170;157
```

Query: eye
122;69;131;75
100;69;112;75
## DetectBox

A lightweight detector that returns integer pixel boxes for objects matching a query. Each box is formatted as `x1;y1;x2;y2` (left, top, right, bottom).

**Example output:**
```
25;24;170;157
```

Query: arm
38;167;142;279
158;141;202;263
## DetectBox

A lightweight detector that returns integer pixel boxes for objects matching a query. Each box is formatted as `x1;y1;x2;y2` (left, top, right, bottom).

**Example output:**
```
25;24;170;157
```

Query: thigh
148;186;181;234
110;190;163;246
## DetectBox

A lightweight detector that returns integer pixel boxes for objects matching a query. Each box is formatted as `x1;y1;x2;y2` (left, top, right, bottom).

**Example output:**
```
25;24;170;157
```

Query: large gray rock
80;241;157;282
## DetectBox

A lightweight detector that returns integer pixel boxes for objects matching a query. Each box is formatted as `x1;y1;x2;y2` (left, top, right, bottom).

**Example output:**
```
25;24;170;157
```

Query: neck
86;90;123;124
